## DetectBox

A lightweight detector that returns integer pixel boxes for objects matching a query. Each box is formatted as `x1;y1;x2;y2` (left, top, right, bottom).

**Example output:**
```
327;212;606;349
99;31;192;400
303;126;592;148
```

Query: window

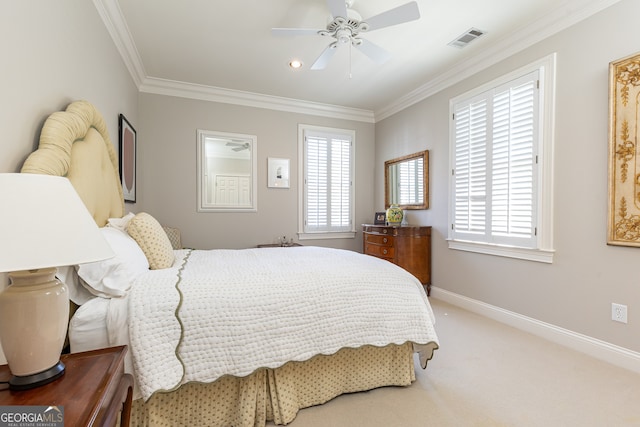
448;54;555;263
298;124;355;240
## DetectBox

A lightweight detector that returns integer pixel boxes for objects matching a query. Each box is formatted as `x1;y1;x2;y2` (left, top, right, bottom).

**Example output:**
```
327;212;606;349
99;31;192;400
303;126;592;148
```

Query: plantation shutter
304;130;352;233
452;70;538;248
398;156;424;205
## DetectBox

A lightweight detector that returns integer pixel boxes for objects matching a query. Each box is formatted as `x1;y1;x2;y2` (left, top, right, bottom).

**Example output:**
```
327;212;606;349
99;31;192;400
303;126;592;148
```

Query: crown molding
95;0;620;124
139;77;375;123
92;0;146;87
93;0;374;123
374;0;622;121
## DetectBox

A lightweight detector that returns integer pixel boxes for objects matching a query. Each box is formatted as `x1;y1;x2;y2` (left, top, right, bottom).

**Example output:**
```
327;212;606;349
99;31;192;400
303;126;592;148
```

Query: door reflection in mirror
197;130;257;212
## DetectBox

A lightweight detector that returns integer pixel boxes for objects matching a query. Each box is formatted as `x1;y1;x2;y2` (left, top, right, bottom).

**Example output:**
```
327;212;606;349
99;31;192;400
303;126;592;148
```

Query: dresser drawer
362;225;395;235
364;233;394;246
364;243;395;259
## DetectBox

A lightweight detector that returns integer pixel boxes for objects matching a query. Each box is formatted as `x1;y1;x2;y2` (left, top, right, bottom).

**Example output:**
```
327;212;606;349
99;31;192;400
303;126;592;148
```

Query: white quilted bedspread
127;246;439;401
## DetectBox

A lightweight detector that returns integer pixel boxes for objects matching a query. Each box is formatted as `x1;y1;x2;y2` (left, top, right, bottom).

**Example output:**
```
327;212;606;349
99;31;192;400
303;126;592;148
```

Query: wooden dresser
362;224;432;295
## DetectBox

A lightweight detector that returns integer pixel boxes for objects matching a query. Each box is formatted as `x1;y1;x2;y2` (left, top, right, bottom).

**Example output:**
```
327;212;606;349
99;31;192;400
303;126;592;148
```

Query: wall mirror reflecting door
385;150;429;210
197;129;257;212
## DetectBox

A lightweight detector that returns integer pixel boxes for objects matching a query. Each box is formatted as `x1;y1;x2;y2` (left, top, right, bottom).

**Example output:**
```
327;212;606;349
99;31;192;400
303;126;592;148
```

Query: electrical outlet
612;303;628;324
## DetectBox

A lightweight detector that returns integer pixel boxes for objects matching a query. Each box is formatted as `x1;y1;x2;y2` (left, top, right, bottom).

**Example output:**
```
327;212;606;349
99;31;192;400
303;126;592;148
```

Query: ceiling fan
271;0;420;70
226;141;250;152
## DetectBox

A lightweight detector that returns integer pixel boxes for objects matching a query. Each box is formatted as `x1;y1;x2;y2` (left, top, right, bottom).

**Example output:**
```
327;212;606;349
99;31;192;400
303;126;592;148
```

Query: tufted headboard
21;101;125;226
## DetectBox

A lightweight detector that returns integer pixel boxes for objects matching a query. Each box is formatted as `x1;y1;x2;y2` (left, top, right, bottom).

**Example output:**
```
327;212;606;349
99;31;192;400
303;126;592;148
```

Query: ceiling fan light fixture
272;0;420;71
336;28;351;44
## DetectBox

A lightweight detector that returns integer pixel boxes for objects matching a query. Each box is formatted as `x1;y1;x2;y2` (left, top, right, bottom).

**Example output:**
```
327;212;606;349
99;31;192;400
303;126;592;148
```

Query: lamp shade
0;173;114;272
0;173;114;389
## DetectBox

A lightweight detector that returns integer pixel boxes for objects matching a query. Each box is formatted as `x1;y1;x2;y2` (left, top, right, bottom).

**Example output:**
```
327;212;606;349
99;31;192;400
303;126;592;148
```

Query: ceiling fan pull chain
349;43;353;79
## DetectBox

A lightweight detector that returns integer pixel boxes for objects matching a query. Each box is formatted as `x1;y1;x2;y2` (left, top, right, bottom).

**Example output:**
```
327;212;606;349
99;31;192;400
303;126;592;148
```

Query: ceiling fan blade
354;39;392;64
364;1;420;31
326;0;347;19
271;28;322;37
310;44;338;70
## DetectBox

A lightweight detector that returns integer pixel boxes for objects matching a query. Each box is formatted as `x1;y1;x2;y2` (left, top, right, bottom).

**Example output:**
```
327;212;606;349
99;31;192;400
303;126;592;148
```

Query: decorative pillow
126;212;175;269
77;227;149;298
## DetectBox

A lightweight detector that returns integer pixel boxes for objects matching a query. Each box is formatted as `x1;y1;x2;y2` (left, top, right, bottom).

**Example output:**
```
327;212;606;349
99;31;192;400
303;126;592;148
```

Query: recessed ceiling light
289;59;303;69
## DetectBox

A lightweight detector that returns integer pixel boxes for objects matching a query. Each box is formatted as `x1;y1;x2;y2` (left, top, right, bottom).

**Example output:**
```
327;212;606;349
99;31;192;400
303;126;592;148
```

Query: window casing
448;54;556;263
298;124;355;240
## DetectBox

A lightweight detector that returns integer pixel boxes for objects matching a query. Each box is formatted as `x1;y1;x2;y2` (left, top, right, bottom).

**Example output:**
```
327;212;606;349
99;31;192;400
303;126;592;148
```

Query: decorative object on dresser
0;346;133;427
362;224;432;295
374;211;386;225
386;204;403;225
0;173;114;390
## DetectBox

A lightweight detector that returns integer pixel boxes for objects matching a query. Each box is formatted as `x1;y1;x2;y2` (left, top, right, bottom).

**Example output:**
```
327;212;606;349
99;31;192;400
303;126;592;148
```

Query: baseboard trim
430;287;640;374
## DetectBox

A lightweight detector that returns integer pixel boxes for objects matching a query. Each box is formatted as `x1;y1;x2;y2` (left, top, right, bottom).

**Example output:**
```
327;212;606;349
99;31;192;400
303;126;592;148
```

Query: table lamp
0;173;114;390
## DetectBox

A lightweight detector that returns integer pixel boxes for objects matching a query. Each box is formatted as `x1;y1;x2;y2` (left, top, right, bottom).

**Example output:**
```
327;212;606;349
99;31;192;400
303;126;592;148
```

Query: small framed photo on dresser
374;212;386;225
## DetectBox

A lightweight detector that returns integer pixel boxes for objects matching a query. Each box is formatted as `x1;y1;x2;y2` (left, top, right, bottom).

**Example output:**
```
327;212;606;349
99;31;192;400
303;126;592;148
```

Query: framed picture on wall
268;157;290;188
608;52;640;246
119;114;136;203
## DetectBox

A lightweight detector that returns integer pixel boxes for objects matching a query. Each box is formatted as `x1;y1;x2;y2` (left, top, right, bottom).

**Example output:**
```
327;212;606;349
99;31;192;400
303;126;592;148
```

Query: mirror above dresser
384;150;429;210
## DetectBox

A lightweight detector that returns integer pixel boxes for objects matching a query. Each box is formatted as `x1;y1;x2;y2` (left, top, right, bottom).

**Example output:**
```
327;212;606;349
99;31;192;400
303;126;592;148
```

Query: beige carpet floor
272;298;640;427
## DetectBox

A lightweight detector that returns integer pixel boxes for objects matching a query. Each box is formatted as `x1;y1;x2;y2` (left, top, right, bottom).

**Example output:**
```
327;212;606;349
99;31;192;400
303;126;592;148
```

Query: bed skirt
129;342;415;427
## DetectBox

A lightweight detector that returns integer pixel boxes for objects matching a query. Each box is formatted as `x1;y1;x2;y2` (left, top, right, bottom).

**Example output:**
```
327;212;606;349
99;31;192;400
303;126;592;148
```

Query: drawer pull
382;249;388;255
382;229;388;234
383;237;388;243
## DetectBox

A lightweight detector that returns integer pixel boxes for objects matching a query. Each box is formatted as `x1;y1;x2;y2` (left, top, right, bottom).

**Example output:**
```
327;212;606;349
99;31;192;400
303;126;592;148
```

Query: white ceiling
97;0;619;121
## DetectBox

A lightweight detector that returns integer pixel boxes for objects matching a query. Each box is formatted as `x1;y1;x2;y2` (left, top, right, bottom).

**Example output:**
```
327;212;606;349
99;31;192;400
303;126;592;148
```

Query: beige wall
376;0;640;353
0;1;138;362
1;1;138;176
136;94;375;251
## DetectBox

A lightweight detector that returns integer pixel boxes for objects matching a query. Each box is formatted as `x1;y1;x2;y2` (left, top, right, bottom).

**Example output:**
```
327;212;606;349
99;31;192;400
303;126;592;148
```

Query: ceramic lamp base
0;268;69;390
9;361;65;390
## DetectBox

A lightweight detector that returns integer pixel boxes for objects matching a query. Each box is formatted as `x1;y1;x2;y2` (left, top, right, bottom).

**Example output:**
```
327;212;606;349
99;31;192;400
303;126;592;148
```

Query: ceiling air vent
448;28;486;49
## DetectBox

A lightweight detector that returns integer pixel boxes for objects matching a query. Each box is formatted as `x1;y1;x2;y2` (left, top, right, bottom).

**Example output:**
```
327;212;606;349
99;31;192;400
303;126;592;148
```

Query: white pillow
77;227;149;298
107;212;135;232
55;265;95;305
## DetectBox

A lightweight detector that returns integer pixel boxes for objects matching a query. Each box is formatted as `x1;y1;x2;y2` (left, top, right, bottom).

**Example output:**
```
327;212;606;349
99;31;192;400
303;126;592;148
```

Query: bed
20;100;439;427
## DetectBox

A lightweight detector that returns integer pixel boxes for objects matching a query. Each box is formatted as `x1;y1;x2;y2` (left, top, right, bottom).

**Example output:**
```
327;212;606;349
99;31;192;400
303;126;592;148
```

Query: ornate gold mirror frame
384;150;429;210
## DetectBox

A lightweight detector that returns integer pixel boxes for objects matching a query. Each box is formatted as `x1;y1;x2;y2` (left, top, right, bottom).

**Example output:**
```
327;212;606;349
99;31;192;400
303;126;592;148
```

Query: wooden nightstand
0;346;133;427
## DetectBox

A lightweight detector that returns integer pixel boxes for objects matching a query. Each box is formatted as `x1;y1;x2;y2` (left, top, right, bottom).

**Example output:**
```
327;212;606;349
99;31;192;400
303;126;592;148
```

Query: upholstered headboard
21;101;125;226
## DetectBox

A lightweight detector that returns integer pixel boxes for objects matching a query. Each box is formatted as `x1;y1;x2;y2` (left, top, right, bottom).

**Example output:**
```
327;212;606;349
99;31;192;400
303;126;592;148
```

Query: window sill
448;239;554;263
298;231;356;240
